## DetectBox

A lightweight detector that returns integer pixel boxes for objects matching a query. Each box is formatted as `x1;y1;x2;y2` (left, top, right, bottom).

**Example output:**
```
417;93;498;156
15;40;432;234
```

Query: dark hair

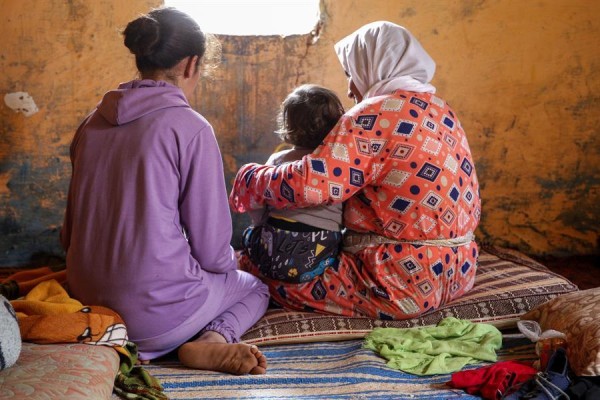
276;84;345;149
123;7;220;75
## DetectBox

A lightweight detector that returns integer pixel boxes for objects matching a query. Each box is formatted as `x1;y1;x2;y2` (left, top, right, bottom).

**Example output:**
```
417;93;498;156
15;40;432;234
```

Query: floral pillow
0;294;21;370
520;287;600;376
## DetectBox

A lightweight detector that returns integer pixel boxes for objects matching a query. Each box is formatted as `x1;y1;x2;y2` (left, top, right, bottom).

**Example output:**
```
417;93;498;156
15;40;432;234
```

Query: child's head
276;84;344;149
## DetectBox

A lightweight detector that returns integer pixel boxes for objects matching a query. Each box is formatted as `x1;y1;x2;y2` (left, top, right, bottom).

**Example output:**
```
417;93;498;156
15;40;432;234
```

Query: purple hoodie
62;80;238;351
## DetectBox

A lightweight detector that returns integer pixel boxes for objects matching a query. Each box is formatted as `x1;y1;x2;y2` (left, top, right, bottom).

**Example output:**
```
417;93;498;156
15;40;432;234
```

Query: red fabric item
1;266;67;298
447;361;537;400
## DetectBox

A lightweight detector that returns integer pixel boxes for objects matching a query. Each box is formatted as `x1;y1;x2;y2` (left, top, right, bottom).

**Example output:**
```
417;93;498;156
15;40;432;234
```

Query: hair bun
123;15;160;57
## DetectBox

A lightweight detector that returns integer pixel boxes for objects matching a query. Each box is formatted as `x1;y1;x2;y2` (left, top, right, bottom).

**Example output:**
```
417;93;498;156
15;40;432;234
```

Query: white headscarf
334;21;436;99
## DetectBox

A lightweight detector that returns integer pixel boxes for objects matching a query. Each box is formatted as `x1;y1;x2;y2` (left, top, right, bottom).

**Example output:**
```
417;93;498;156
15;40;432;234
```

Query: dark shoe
566;376;600;400
503;347;571;400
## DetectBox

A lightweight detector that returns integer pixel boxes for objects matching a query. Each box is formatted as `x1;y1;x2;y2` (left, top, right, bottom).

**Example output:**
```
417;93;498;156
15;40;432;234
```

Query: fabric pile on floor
0;267;167;400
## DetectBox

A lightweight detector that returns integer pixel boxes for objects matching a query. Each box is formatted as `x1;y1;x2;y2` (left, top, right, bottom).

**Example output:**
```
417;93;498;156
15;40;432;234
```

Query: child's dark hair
276;84;345;149
123;7;220;75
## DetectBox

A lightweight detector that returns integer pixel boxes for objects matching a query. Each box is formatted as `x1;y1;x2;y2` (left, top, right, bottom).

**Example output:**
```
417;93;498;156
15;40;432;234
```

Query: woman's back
63;6;269;372
339;90;480;241
65;80;236;341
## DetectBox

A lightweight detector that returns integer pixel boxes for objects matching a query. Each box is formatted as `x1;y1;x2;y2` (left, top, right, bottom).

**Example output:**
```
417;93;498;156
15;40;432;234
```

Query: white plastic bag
517;320;567;370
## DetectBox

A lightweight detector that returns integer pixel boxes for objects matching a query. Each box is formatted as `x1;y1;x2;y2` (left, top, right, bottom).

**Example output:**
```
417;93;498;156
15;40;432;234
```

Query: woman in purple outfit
61;7;269;374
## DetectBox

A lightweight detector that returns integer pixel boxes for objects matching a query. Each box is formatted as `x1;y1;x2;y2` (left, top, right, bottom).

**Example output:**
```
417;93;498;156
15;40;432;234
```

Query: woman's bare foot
178;342;267;374
177;331;267;375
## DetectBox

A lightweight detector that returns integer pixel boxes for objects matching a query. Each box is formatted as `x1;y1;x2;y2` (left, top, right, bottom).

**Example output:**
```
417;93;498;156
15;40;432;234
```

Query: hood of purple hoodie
97;79;190;126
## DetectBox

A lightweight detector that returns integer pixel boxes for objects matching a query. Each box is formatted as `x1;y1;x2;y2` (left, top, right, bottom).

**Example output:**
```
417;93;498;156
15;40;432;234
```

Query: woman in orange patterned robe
229;21;481;320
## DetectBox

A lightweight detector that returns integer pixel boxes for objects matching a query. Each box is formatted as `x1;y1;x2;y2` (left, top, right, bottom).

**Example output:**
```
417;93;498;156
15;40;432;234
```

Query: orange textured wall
1;0;598;266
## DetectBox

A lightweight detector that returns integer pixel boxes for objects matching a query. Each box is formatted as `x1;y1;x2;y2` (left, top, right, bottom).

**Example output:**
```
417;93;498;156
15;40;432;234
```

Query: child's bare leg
177;330;267;375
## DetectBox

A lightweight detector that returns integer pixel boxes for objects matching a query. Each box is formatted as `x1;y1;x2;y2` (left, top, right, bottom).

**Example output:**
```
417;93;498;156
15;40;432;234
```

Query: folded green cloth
113;342;169;400
364;317;502;375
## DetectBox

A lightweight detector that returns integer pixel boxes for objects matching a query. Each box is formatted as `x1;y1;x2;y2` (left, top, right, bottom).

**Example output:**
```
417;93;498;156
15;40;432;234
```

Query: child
242;84;345;283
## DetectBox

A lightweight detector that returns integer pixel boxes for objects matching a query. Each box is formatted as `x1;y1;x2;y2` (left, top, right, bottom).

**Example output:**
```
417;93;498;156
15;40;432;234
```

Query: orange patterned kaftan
230;90;481;320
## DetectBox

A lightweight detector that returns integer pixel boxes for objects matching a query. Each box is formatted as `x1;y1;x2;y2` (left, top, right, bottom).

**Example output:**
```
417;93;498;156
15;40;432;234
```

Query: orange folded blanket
11;279;128;347
9;277;168;399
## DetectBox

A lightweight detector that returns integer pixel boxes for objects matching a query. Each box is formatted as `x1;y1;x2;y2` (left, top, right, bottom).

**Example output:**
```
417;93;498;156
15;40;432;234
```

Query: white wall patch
4;92;39;116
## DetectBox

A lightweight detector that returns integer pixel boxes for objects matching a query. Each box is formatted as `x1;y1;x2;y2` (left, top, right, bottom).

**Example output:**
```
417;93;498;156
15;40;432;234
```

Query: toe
250;364;267;374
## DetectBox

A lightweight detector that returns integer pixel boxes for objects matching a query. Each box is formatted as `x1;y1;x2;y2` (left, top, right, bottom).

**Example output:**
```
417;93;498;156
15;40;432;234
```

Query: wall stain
1;158;69;266
504;115;517;132
459;0;488;18
401;8;417;18
565;95;600;117
557;204;597;234
536;174;600;194
480;124;496;139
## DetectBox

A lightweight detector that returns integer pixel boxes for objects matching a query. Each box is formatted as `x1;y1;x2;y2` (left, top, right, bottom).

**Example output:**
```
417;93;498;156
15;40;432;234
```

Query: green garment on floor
113;341;168;400
364;317;502;375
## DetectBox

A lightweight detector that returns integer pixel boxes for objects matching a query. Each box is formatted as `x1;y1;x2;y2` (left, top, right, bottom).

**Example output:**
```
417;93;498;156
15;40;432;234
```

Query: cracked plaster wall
0;0;598;266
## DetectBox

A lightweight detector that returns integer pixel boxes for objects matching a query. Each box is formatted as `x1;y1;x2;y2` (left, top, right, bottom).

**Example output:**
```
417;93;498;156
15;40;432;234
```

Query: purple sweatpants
137;269;269;360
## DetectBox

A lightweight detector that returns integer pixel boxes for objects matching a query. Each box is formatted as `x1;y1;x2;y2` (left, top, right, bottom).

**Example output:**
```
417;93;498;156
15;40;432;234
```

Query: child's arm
266;148;312;165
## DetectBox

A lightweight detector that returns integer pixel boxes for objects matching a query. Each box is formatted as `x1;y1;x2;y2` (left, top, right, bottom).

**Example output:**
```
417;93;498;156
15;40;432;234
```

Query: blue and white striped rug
145;335;536;399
